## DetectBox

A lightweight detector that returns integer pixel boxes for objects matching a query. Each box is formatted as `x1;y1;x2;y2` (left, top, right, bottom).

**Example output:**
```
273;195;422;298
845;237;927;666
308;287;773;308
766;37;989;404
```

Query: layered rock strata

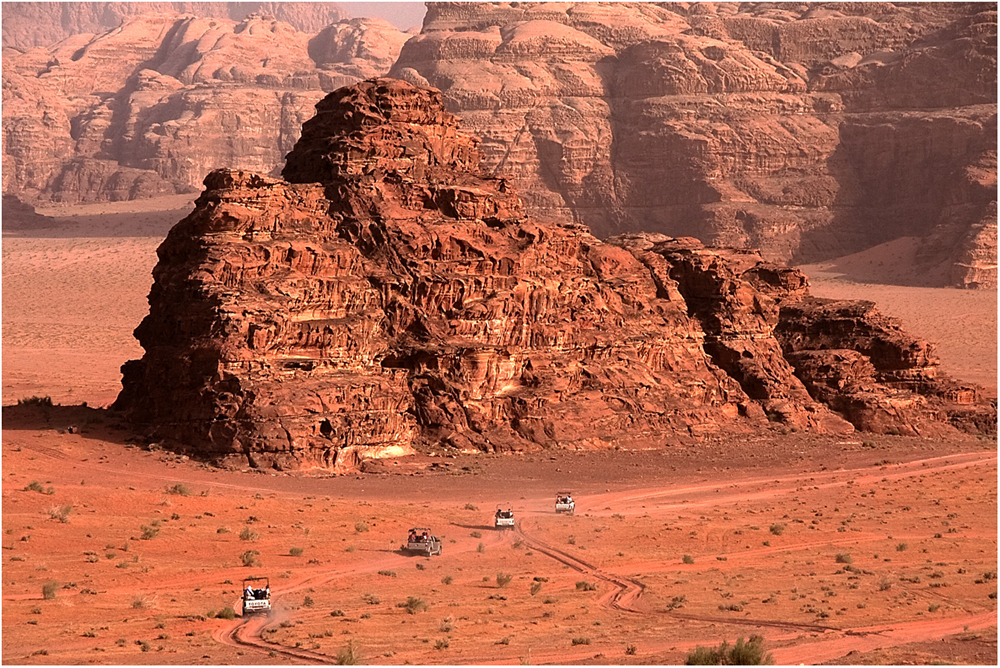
115;79;993;471
390;2;997;287
2;9;410;203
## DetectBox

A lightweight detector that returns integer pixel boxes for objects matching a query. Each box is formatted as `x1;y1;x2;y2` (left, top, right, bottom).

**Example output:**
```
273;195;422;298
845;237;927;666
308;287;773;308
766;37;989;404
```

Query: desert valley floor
2;198;997;664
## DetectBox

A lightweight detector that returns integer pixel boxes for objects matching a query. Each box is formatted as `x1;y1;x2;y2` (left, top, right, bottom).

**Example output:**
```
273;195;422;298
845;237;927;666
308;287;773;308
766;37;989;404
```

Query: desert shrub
42;581;59;600
769;523;785;536
165;483;190;496
685;635;772;665
131;597;147;609
23;481;44;493
240;550;260;567
48;505;73;523
214;607;236;620
415;562;425;570
682;554;695;564
303;596;314;607
477;542;485;553
441;575;453;585
377;570;396;578
239;527;258;542
18;396;53;407
575;581;597;591
572;637;591;646
530;581;542;596
626;644;637;655
835;553;853;564
140;525;159;540
464;503;478;511
496;572;513;588
497;636;511;645
354;521;369;533
336;641;361;665
361;593;380;605
217;527;230;534
330;609;345;617
398;596;429;614
289;547;304;557
470;531;482;538
434;638;450;650
878;577;892;591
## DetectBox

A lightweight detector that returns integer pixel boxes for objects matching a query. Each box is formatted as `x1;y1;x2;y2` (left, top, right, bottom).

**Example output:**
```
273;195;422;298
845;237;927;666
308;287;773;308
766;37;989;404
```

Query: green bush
685;635;772;665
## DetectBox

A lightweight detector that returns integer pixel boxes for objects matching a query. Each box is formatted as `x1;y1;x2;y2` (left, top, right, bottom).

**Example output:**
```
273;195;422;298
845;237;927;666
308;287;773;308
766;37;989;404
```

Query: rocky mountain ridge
114;79;993;471
2;7;411;204
389;2;997;288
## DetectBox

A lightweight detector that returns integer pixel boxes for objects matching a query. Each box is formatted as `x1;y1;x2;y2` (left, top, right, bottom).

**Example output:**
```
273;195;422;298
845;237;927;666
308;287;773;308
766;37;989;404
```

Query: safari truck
555;492;575;515
494;508;515;529
404;528;443;556
242;576;271;616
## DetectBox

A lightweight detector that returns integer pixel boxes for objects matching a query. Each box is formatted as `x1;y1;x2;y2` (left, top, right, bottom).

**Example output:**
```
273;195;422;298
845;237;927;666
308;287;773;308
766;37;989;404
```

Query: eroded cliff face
390;2;997;288
115;79;993;471
2;10;411;203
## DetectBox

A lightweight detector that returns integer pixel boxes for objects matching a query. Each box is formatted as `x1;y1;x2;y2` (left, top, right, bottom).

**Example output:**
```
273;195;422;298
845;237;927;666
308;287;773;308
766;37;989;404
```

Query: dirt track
3;411;994;664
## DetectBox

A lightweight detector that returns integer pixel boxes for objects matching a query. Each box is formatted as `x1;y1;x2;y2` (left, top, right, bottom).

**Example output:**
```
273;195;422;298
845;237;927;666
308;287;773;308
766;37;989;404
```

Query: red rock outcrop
2;10;410;204
115;79;993;471
390;2;997;288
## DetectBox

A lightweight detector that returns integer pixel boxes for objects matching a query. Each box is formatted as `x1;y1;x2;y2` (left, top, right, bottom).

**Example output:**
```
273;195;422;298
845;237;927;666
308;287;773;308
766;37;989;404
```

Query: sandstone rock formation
115;79;993;471
1;2;347;50
389;2;997;288
2;9;411;204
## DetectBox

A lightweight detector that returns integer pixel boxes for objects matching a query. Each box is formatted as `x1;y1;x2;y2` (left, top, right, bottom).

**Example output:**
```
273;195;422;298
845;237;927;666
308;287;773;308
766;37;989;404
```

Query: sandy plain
2;201;997;664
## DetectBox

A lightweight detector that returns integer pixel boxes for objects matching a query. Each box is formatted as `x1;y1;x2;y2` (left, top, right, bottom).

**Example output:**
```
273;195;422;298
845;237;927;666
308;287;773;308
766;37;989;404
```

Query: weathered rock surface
1;2;347;50
390;2;997;288
115;79;993;471
2;10;410;203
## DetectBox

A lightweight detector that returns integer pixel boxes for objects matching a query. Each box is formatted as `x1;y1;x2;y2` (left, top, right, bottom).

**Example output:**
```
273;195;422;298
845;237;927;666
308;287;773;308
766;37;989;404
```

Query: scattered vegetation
626;644;637;655
240;550;261;567
377;570;397;578
685;635;772;665
769;523;785;536
42;581;59;600
239;527;258;542
434;638;450;650
215;607;237;620
572;637;591;646
354;521;369;533
464;503;478;511
336;641;361;665
496;572;513;588
682;554;695;565
441;575;453;585
575;581;598;591
140;525;160;540
835;553;853;564
896;542;908;552
48;505;73;523
18;396;53;407
289;547;304;557
165;483;191;496
398;596;429;614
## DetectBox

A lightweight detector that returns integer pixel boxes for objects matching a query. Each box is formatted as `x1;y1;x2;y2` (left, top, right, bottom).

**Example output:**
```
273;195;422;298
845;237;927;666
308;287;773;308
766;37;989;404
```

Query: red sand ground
2;202;997;664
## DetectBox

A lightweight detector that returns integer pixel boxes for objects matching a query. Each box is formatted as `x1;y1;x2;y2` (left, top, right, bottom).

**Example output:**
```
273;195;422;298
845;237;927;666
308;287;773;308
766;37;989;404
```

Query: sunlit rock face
390;2;997;288
114;79;993;471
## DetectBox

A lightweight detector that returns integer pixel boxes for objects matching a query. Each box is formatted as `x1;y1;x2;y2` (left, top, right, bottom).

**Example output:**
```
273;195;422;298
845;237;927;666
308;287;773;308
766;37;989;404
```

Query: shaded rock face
2;10;410;204
390;2;997;288
115;78;993;471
